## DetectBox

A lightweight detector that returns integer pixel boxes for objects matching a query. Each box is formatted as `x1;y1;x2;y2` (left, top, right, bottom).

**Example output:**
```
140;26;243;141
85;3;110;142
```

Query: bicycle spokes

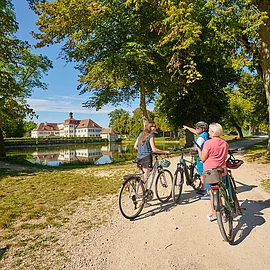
118;177;145;219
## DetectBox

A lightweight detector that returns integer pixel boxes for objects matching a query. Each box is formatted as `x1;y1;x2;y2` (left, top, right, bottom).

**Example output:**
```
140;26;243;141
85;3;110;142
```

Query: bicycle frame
177;150;196;184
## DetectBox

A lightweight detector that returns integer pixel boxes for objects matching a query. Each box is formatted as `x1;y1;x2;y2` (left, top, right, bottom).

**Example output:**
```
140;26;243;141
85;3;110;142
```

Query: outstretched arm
183;125;196;134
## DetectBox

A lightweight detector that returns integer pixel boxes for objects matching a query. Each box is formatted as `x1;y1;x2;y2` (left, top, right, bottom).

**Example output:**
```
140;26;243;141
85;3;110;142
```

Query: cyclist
196;123;229;222
134;120;170;183
183;121;209;198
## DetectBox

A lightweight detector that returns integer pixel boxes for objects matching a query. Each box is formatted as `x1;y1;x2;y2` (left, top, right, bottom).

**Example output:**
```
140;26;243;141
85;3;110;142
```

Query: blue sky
13;0;143;128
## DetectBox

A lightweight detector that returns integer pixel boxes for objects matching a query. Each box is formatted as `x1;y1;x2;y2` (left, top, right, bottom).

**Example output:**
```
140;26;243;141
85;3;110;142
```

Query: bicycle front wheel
118;177;145;220
155;169;173;203
172;167;184;203
216;185;234;242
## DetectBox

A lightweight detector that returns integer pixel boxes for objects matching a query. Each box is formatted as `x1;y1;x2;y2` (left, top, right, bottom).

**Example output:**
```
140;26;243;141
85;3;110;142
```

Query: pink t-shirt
203;138;229;175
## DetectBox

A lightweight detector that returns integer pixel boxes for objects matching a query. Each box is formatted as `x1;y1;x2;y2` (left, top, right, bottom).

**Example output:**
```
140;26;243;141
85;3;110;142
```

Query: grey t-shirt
137;133;154;159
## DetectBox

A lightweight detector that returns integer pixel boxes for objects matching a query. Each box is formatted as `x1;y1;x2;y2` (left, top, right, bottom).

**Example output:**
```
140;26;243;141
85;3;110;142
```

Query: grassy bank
0;162;136;267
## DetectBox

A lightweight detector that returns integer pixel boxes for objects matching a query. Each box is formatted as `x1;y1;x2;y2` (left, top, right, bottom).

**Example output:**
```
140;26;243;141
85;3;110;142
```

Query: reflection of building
58;149;102;162
100;128;119;142
32;148;102;164
101;143;120;158
31;112;102;138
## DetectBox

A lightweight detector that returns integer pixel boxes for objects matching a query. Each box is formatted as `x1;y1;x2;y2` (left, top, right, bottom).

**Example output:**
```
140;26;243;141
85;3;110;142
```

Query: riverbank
4;137;106;148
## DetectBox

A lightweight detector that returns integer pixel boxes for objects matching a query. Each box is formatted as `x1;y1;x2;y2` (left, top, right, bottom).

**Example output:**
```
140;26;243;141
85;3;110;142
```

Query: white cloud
27;98;141;114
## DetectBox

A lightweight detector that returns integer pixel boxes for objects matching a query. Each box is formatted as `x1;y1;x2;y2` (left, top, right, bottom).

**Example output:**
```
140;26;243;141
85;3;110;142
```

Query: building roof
100;128;119;134
76;119;102;129
32;123;59;131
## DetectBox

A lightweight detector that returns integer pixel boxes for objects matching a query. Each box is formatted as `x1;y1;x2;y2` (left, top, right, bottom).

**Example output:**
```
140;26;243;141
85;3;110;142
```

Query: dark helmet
226;158;244;169
195;121;208;130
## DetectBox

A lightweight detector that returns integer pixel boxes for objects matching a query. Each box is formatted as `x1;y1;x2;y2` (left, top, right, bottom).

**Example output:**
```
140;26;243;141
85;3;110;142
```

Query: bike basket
202;168;223;184
160;158;171;168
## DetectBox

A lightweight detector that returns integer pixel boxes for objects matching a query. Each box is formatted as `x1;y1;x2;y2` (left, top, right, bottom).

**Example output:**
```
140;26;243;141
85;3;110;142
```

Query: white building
100;128;119;142
31;112;102;138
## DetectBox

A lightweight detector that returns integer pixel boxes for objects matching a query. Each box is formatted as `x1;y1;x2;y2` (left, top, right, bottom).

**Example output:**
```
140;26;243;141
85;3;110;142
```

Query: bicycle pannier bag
202;168;222;184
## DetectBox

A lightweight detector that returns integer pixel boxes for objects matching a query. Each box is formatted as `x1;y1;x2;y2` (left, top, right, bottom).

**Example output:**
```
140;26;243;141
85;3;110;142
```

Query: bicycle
170;147;202;203
202;149;244;243
118;153;173;220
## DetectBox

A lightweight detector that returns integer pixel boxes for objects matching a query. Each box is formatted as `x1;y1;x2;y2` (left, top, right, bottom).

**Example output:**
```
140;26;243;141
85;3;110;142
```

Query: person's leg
196;159;205;193
140;155;153;189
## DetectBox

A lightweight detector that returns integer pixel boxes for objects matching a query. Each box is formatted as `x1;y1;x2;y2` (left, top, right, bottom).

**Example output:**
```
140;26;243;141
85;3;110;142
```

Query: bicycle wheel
216;185;234;242
118;176;145;219
172;167;184;203
155;169;173;203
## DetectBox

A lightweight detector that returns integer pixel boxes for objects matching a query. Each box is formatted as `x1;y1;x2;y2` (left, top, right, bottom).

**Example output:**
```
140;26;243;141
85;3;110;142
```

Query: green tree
113;112;131;135
0;0;52;157
32;0;171;123
108;109;129;129
23;120;37;137
225;90;252;138
205;0;270;157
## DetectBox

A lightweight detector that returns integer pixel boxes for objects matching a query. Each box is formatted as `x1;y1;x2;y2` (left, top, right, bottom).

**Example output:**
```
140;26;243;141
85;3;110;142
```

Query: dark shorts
138;155;152;169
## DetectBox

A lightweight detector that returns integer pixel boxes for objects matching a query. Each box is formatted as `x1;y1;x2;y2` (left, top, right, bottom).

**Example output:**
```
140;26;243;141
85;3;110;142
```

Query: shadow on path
231;199;270;245
0;247;9;260
132;190;202;221
235;180;258;194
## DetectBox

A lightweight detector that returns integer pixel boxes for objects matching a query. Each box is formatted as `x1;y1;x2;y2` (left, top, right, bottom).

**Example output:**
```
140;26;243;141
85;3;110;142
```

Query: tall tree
205;0;270;157
0;0;52;157
32;0;172;123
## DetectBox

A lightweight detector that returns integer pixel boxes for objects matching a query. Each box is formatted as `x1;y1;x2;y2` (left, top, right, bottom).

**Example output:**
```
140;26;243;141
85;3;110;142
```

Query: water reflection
29;143;136;166
7;142;177;166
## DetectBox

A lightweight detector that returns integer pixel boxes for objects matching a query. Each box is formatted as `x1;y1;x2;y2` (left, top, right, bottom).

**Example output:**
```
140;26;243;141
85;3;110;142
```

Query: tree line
1;0;269;158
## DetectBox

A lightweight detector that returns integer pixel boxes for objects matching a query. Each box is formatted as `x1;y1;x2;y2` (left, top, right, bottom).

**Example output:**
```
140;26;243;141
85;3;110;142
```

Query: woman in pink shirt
196;123;229;222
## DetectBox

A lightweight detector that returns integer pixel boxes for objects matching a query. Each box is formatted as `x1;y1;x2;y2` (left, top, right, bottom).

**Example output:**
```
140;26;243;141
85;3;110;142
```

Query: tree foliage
0;0;52;157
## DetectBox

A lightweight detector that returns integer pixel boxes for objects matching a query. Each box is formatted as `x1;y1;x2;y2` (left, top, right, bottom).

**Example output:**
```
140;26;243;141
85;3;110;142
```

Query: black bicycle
118;153;173;219
171;147;201;203
202;149;244;242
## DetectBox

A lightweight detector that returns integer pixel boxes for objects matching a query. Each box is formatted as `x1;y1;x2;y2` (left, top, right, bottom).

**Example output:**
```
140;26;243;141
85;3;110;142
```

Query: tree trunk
258;1;270;159
140;89;149;126
235;125;243;138
185;130;195;148
0;128;6;158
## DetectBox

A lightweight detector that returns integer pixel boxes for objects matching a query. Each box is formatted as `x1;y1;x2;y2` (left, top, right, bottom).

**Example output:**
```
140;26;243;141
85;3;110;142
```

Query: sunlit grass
261;179;270;193
0;163;135;230
244;140;269;163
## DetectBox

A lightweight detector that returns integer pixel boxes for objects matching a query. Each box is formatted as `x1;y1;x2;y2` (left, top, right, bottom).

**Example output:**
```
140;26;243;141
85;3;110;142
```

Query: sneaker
196;189;206;195
206;214;217;223
200;193;210;200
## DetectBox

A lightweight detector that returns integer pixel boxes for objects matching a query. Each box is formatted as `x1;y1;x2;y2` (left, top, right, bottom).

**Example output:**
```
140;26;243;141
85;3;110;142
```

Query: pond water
6;142;179;166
